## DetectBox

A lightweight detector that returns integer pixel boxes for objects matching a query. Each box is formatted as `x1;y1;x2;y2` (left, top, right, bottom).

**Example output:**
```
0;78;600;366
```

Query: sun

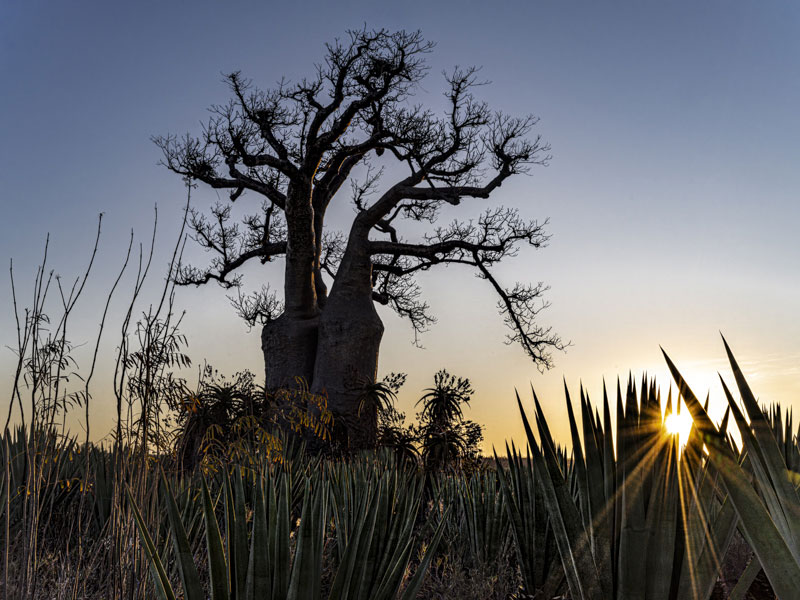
664;411;694;443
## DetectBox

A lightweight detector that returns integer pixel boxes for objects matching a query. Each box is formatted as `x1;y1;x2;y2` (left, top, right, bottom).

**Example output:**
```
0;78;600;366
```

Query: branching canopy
155;27;565;368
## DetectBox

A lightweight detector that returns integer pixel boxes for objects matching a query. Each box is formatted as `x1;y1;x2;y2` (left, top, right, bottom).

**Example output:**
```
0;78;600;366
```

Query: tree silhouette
155;27;564;447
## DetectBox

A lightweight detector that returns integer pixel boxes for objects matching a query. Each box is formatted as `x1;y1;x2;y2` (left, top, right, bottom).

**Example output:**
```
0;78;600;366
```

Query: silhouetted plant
123;316;191;454
414;370;484;472
371;373;420;463
175;368;334;469
357;371;405;417
174;366;262;469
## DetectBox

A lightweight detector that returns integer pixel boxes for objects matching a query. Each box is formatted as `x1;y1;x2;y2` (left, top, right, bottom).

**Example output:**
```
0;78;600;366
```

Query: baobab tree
155;28;564;447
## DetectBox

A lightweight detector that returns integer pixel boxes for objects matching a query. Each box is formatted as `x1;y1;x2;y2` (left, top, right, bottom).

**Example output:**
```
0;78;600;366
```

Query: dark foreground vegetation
2;350;798;599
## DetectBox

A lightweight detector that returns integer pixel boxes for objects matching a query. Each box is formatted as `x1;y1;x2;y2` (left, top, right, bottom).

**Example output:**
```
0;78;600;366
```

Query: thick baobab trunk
312;226;383;448
261;305;382;449
260;204;381;448
313;294;383;449
261;314;319;390
262;183;324;419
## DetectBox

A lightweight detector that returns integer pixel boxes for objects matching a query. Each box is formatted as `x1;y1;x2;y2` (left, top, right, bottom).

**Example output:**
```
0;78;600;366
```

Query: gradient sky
2;1;799;450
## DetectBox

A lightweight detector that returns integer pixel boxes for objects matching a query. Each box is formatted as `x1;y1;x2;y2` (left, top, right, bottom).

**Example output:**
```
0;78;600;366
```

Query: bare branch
367;208;560;364
175;203;287;288
318;231;347;280
153;133;289;209
371;255;435;344
474;259;567;370
228;284;284;328
369;207;548;266
305;28;433;158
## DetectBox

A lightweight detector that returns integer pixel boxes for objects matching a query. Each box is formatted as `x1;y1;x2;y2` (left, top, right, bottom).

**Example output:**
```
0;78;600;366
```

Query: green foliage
175;366;266;469
495;338;800;599
8;339;800;599
434;470;511;569
494;442;561;595
175;367;333;471
129;457;447;600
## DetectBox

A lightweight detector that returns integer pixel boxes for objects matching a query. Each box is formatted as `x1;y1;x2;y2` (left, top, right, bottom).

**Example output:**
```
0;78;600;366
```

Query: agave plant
130;459;447;600
434;469;510;569
663;336;800;599
494;442;563;596
764;402;800;474
326;456;443;599
508;376;740;600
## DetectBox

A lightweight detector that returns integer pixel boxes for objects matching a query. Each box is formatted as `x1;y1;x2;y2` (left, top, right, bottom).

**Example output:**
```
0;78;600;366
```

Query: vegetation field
2;329;797;598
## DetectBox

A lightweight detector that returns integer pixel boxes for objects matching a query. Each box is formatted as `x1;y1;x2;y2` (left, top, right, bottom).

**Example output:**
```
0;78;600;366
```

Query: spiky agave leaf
508;374;741;600
159;469;204;600
515;389;606;600
721;336;800;555
126;486;177;600
200;474;230;600
244;477;270;599
663;347;800;599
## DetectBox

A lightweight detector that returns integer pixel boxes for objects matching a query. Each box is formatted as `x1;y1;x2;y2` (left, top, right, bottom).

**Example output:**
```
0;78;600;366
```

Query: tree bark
260;302;382;449
283;182;318;318
261;314;319;390
261;221;382;449
312;294;383;449
313;225;383;448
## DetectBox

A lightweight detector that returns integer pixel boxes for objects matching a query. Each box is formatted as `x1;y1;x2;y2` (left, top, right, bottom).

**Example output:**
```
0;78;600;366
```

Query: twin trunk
261;224;383;449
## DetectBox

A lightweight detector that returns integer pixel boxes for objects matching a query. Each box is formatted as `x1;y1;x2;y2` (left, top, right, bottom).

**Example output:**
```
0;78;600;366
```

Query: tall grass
1;198;194;598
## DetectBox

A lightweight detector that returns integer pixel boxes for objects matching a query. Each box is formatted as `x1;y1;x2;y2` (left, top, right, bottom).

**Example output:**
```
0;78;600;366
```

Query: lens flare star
664;411;694;443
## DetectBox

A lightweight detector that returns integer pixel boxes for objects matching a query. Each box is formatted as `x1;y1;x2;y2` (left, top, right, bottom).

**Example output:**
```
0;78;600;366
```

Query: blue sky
2;1;799;448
